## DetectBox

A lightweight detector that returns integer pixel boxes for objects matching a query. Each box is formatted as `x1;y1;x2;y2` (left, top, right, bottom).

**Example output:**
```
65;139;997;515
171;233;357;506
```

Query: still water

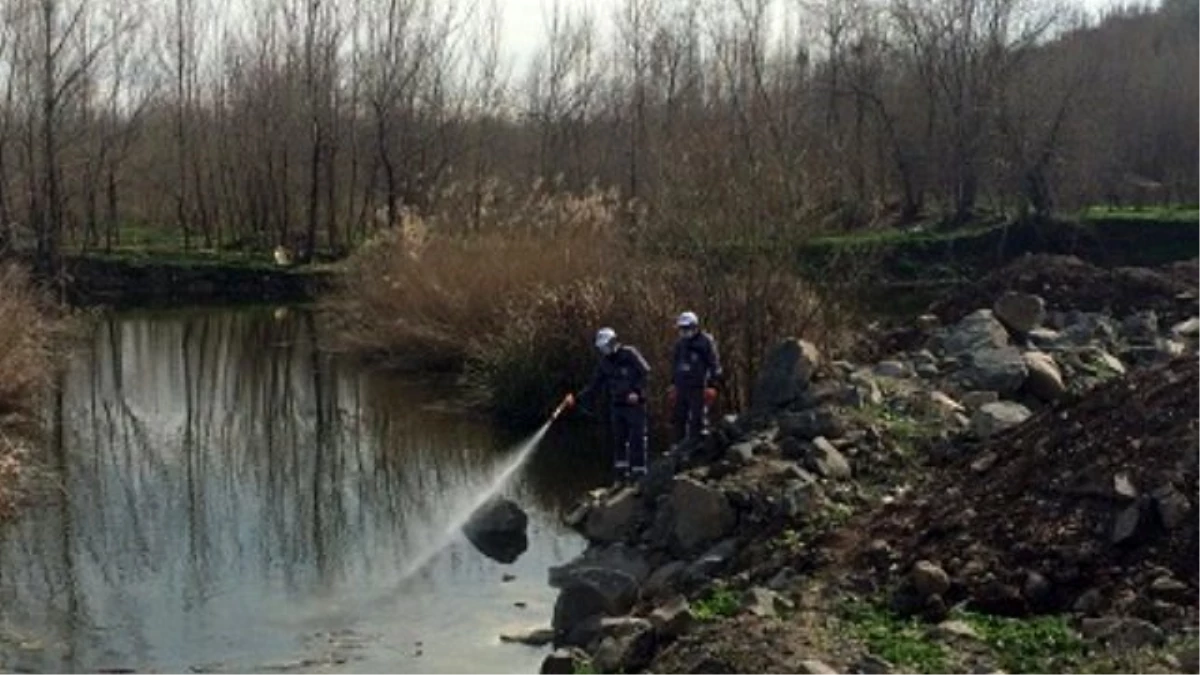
0;307;606;673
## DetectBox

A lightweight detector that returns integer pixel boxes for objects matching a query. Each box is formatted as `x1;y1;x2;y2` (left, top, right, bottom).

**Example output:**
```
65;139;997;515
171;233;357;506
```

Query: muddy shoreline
46;256;334;308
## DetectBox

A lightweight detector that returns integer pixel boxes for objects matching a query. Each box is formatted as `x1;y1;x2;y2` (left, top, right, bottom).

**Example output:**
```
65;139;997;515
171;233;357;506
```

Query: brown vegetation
326;184;859;423
0;262;56;518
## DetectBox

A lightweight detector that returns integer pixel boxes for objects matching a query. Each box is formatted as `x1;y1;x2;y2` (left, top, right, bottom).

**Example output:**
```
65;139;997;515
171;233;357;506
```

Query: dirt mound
931;254;1199;325
857;357;1198;620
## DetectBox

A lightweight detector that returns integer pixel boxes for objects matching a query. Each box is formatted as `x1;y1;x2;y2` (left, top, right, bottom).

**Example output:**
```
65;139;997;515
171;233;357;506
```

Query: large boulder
666;478;736;552
549;544;651;588
541;648;589;674
993;292;1046;334
958;346;1028;395
462;496;529;563
777;407;844;440
751;338;822;411
1023;351;1067;401
591;619;657;673
971;401;1032;438
552;568;640;643
583;487;641;543
943;309;1010;355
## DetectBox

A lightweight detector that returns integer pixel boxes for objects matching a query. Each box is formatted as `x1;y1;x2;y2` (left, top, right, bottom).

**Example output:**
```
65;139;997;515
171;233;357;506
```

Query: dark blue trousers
610;405;648;476
672;386;708;443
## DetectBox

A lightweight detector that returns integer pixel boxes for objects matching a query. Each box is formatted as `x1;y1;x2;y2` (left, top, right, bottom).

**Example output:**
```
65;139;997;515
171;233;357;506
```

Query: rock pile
529;259;1199;673
861;356;1197;636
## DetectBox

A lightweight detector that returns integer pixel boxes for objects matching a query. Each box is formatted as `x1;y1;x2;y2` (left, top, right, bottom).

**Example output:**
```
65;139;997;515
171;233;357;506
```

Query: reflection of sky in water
0;308;607;673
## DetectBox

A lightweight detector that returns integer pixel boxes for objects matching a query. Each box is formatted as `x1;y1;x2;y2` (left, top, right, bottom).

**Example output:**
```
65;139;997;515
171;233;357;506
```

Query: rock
935;620;981;641
727;441;757;465
960;390;999;410
684;539;739;582
1073;588;1104;615
551;568;640;641
649;596;694;639
970;452;999;474
807;436;851;480
1028;327;1065;350
1112;473;1138;501
643;561;687;598
855;654;893;674
1152;484;1191;530
1171;316;1200;337
592;620;656;673
1023;571;1052;606
780;478;825;517
668;478;736;552
1062;312;1118;346
502;573;517;582
944;309;1011;355
540;648;587;674
550;544;650;588
501;627;555;646
971;401;1032;438
994;292;1046;334
583;487;641;543
1080;616;1165;650
1155;338;1186;359
916;314;940;331
1121;310;1159;341
741;587;789;618
798;659;838;674
959;346;1028;395
911;560;950;599
778;407;844;441
971;581;1026;617
1149;575;1190;602
1111;501;1144;546
916;363;940;378
875;360;913;378
929;390;966;416
463;496;529;563
751;338;822;411
1023;351;1066;401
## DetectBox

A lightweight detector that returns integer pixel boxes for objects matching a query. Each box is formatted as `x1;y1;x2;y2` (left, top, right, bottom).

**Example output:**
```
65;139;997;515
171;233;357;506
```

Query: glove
667;386;677;408
704;387;718;406
563;393;576;409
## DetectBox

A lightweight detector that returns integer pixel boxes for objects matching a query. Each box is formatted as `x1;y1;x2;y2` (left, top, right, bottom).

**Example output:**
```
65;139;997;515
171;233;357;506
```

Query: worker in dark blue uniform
669;311;722;444
564;327;651;482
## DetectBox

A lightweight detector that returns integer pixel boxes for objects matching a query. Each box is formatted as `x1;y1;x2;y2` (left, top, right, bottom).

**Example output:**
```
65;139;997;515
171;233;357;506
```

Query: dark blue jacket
579;343;651;408
672;332;722;389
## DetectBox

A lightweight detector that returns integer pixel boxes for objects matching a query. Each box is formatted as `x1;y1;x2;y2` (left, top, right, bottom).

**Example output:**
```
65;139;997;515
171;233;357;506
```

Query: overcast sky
496;0;1146;70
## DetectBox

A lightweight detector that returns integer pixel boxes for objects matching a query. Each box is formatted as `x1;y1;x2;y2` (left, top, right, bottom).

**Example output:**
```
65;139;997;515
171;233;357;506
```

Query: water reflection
0;307;606;673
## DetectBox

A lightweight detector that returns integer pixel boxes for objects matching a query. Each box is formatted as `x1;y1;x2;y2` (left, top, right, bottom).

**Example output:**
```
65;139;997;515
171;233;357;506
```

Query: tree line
0;0;1195;272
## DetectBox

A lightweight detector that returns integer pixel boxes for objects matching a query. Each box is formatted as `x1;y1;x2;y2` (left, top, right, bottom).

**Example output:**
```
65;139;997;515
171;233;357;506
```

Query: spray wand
549;393;574;422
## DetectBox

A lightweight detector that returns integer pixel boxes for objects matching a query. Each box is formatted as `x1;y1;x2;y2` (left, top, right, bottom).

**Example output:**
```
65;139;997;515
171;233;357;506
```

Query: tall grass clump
0;263;55;418
325;183;627;371
326;179;865;424
0;262;57;519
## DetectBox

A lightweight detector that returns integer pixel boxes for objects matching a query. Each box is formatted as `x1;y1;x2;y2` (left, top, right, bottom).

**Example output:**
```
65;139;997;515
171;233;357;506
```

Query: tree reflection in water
0;307;605;673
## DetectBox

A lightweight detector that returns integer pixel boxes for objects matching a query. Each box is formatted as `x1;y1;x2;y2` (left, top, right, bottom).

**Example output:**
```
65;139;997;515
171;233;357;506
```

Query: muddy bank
52;256;334;308
532;256;1199;674
802;216;1200;285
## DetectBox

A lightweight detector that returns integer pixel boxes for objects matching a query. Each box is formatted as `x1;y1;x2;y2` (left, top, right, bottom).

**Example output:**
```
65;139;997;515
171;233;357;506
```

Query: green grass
839;601;950;673
692;584;741;622
957;611;1086;673
572;656;597;674
1080;204;1199;223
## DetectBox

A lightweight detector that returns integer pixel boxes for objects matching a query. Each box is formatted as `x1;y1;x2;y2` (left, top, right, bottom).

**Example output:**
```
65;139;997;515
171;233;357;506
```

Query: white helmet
676;311;699;328
594;327;617;350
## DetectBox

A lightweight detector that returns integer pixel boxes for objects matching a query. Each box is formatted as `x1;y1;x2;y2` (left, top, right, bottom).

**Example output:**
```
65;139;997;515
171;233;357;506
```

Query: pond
0;306;607;673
